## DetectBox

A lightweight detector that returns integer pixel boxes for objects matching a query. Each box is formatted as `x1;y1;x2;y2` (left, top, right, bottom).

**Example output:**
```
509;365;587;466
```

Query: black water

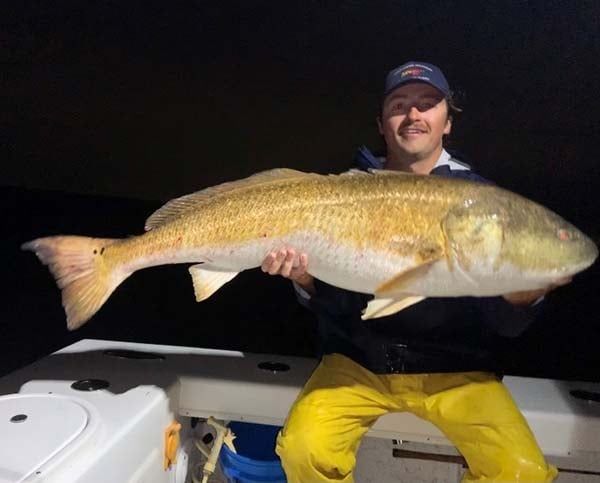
4;186;600;382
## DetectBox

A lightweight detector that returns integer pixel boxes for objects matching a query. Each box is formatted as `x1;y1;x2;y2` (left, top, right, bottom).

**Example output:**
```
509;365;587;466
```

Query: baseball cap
384;61;450;99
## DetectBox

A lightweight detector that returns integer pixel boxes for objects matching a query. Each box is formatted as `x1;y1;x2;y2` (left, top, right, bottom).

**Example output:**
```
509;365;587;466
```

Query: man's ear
376;116;384;135
444;116;452;135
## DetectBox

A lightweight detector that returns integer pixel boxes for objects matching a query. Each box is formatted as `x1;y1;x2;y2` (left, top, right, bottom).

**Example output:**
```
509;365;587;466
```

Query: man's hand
261;247;315;295
503;277;572;306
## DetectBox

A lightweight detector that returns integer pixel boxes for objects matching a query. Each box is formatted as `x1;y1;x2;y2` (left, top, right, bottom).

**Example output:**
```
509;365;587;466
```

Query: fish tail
22;235;127;330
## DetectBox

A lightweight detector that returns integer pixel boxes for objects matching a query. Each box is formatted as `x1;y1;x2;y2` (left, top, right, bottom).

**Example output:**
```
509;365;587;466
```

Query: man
262;61;562;482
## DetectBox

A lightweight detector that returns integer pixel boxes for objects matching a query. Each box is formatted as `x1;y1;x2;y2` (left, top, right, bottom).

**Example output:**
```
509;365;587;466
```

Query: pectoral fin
374;259;438;296
362;295;426;320
189;264;239;302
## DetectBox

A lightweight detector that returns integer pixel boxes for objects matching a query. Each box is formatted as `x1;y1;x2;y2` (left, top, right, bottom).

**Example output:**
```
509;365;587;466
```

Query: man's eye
418;102;435;111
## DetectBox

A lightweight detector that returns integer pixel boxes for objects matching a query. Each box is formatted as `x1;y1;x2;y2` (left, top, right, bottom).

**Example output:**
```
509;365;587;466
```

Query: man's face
378;82;452;160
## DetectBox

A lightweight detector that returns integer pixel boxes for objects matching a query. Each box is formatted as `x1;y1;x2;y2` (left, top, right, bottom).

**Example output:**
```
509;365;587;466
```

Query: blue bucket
219;421;286;483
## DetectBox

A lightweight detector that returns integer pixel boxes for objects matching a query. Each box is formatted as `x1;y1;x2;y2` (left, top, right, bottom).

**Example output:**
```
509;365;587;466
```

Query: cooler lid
0;394;89;483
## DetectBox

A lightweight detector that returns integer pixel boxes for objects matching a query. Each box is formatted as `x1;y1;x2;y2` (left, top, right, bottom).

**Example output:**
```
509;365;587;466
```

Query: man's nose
406;105;421;120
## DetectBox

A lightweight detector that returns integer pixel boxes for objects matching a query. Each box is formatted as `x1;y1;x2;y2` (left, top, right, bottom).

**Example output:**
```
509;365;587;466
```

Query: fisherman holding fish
24;61;597;481
263;62;567;482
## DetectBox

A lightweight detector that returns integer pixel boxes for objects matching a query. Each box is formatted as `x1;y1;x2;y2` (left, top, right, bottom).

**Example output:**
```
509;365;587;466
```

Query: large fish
22;168;597;330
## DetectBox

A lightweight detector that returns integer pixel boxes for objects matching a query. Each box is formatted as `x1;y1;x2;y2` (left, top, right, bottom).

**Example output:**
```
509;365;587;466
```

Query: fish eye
557;229;570;241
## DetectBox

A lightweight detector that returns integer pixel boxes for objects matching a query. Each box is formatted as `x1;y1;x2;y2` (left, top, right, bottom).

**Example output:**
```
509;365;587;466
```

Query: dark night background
3;1;599;381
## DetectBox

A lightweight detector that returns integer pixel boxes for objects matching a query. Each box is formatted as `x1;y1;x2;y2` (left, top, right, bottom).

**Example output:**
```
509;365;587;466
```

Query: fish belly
171;232;552;298
199;231;412;293
404;259;553;297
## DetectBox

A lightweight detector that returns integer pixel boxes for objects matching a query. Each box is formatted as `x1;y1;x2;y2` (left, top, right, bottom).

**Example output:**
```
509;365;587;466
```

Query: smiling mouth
399;128;426;135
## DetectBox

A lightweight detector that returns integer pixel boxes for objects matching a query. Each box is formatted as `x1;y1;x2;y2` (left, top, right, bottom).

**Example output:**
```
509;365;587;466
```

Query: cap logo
401;67;425;77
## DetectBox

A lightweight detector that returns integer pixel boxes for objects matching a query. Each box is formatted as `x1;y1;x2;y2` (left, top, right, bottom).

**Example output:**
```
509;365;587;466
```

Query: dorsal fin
145;168;317;230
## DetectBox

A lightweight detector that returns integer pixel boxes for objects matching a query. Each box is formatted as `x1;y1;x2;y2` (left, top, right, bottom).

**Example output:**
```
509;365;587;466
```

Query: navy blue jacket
304;147;535;374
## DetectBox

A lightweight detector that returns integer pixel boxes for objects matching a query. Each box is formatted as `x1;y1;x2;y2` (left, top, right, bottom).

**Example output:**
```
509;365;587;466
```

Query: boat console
1;339;599;482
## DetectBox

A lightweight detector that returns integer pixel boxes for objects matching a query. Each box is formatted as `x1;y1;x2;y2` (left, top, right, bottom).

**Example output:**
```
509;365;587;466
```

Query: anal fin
189;264;239;302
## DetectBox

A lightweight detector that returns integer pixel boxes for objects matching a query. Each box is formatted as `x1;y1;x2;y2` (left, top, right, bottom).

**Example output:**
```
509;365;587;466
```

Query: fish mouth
559;250;598;276
558;233;599;275
579;237;599;268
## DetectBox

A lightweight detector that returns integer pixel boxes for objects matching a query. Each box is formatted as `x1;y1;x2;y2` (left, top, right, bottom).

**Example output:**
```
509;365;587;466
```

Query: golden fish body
23;168;598;329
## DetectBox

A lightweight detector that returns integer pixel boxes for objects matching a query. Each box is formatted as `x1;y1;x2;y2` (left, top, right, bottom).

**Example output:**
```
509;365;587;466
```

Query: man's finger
267;251;286;275
551;276;572;287
260;252;276;272
268;260;284;275
280;249;296;277
290;253;309;277
263;248;285;275
298;253;308;272
275;248;287;264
